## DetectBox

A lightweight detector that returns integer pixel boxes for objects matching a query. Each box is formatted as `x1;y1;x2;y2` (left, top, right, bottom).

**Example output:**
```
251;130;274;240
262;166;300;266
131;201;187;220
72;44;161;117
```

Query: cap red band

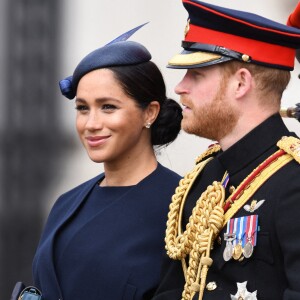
185;24;295;69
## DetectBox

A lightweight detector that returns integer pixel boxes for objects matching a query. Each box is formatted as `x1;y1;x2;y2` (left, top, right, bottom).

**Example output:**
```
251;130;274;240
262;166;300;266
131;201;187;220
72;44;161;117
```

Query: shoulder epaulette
195;143;221;164
277;136;300;164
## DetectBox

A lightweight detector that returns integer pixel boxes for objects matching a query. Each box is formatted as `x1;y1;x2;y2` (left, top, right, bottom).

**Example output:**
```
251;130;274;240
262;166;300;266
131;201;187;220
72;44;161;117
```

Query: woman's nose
85;111;103;130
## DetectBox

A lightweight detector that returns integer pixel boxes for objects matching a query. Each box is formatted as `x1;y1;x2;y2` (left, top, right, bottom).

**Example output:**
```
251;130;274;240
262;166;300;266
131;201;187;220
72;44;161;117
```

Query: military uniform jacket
32;163;180;300
153;114;300;300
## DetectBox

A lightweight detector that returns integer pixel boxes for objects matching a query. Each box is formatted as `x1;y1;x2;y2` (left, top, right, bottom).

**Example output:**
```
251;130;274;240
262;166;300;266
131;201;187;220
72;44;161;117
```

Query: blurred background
0;0;299;298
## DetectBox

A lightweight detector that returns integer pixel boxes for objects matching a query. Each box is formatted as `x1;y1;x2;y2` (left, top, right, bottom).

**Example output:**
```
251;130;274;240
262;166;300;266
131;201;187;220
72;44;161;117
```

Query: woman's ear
234;68;253;99
144;101;160;125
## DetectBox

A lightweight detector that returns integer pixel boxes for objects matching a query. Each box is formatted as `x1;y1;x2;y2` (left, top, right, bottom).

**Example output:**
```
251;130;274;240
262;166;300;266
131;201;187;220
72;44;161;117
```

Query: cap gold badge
184;19;190;38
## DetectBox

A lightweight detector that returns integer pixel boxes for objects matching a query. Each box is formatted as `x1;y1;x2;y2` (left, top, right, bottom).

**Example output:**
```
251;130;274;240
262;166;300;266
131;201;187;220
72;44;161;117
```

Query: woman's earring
145;122;151;129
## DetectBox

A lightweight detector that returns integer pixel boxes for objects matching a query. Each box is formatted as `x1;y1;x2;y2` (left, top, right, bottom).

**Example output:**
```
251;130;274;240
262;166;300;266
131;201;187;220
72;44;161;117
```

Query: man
153;1;300;299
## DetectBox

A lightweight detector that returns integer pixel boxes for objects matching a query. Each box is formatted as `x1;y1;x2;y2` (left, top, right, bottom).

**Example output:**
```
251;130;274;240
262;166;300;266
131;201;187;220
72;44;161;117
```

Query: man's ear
144;101;160;125
234;68;253;99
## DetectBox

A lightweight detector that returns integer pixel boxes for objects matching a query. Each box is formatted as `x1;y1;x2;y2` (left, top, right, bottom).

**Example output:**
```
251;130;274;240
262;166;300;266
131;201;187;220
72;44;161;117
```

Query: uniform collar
218;113;290;176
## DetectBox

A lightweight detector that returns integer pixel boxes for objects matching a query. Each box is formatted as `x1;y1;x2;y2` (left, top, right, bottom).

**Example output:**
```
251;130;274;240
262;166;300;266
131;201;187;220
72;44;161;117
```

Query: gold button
229;186;236;194
206;281;217;291
242;54;250;62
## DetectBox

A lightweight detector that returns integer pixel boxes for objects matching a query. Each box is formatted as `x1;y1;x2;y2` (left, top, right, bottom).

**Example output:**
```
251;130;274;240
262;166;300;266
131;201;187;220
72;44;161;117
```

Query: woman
31;30;182;300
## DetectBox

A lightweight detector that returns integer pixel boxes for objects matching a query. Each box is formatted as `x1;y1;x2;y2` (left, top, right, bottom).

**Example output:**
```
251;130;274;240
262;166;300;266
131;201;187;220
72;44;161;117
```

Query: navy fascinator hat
59;23;151;99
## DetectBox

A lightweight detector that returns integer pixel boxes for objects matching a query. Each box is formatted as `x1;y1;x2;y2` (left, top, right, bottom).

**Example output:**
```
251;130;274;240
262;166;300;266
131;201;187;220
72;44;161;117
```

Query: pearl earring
145;122;151;129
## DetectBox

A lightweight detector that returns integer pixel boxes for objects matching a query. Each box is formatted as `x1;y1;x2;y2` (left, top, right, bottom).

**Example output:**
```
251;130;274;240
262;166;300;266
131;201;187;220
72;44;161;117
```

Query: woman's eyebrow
76;97;122;104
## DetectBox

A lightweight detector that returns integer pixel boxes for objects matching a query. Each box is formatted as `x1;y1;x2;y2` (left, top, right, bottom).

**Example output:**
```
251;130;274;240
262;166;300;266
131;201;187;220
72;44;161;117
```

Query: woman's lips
86;136;110;147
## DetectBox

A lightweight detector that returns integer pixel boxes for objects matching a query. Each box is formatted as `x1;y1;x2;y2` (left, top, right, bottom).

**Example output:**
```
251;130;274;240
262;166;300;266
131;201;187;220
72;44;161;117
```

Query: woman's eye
75;105;89;112
102;104;117;111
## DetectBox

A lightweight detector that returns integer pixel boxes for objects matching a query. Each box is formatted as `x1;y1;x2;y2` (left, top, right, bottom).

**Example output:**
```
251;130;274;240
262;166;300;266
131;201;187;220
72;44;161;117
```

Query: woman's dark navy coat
32;163;180;300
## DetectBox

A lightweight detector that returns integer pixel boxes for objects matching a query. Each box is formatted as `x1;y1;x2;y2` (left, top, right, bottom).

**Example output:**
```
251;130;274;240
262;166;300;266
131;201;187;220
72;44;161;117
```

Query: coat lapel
33;175;102;298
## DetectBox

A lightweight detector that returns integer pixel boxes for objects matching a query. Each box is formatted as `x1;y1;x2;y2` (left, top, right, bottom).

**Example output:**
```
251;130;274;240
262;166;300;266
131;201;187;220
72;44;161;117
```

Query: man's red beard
181;76;239;141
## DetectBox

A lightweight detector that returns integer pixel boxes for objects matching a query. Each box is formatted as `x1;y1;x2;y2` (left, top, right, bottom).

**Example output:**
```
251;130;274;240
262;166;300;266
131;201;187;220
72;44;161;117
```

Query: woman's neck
100;149;158;187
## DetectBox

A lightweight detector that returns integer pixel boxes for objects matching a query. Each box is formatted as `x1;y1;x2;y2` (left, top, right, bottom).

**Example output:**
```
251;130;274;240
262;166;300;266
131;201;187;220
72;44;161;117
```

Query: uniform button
206;281;217;291
229;185;236;194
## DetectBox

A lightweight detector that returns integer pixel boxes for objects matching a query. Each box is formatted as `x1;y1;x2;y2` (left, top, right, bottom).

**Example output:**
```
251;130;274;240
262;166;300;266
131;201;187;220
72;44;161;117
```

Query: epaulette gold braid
277;136;300;164
195;143;221;164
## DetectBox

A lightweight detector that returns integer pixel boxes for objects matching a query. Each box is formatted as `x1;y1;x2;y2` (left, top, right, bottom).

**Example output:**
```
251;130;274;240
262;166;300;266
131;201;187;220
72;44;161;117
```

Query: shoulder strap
277;136;300;164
